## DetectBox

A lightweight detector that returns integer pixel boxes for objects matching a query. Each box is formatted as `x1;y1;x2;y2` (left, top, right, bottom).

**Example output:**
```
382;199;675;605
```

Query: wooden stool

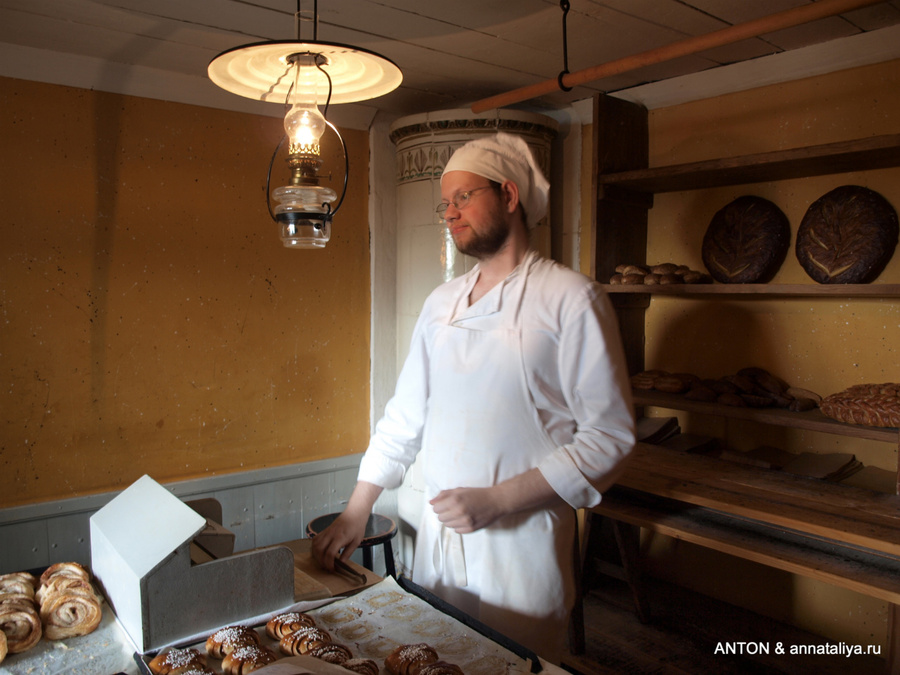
306;513;398;578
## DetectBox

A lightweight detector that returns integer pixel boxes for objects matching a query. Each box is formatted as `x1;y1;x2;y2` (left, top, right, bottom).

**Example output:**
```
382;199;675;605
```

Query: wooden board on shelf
617;443;900;558
602;283;900;296
632;389;900;442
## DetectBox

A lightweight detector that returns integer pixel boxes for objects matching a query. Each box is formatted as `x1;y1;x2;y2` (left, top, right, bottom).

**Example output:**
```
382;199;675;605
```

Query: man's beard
452;209;510;260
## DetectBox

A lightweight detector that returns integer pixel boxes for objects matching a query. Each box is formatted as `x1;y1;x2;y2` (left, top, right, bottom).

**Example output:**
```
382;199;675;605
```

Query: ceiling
2;0;900;125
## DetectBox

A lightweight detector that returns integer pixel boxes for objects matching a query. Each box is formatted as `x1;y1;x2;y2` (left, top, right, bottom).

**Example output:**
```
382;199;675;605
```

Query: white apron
412;252;575;663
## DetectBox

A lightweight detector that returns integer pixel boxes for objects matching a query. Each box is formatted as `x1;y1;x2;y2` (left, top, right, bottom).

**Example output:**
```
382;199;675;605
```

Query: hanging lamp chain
294;0;319;41
558;0;572;92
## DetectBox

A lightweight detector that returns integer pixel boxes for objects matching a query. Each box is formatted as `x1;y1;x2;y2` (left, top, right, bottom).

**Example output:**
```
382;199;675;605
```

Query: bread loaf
702;196;790;283
796;185;898;284
820;383;900;427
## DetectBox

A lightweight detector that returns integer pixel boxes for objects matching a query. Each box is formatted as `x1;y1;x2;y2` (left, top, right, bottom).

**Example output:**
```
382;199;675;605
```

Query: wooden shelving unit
591;92;900;484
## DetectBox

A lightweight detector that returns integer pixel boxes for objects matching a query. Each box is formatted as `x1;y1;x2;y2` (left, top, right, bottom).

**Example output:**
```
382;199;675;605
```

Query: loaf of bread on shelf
821;383;900;427
796;185;898;284
610;263;710;285
702;195;790;284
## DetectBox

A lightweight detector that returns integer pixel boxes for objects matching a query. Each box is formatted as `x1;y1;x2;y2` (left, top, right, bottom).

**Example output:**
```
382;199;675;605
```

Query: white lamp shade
208;40;402;104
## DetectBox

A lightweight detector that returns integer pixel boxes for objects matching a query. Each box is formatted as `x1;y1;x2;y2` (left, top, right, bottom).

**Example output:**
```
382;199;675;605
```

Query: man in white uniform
312;133;635;663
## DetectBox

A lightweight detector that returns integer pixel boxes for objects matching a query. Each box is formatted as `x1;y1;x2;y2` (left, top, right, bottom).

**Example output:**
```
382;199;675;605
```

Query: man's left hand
429;487;503;534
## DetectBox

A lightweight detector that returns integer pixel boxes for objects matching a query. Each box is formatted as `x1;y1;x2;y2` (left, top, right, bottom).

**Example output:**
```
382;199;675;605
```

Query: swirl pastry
419;662;465;675
148;647;208;674
0;573;37;598
342;658;379;674
221;644;277;674
385;643;439;675
0;599;42;653
307;641;352;665
265;611;316;640
35;576;96;606
39;562;90;587
278;626;332;655
40;589;103;640
205;625;260;658
0;630;7;665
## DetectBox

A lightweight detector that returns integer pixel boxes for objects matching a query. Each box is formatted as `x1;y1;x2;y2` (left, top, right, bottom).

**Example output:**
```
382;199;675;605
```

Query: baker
312;132;635;663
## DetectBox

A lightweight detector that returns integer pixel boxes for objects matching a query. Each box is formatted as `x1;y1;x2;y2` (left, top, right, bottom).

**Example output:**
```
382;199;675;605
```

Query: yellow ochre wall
0;77;372;508
637;59;900;649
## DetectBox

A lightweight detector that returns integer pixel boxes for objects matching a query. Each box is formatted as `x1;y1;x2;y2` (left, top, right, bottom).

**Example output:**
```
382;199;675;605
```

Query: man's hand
430;487;503;534
430;468;566;534
311;511;368;571
311;481;383;572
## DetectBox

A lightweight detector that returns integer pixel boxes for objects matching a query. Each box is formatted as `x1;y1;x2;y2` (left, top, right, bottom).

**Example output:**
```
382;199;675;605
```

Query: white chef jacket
358;251;635;660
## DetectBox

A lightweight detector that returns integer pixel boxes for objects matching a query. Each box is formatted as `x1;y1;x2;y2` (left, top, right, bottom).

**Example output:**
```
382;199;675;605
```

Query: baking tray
133;576;543;674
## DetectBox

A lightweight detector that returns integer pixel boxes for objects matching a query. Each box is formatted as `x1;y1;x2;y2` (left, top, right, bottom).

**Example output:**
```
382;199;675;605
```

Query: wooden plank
617;444;900;556
595;487;900;604
598;133;900;192
632;390;900;442
280;538;379;598
601;283;900;297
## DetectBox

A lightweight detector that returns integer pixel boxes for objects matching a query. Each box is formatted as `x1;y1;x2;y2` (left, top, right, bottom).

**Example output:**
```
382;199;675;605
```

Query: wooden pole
470;0;886;113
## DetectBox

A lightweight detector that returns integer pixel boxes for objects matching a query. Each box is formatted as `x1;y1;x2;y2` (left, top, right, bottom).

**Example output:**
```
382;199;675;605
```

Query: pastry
148;647;208;674
419;662;465;675
205;625;260;658
702;195;790;283
307;641;353;664
820;383;900;427
39;562;90;587
35;576;96;606
0;573;37;598
342;658;379;674
0;629;6;665
0;598;42;653
35;564;103;641
265;611;316;640
796;185;898;284
278;626;333;655
221;644;277;674
40;588;103;640
385;643;439;675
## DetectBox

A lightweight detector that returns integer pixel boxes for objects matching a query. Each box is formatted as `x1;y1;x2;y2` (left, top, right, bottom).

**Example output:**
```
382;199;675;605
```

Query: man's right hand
310;480;384;571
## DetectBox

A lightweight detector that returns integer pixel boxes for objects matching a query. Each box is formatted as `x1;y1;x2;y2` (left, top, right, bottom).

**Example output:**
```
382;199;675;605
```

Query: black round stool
306;513;398;578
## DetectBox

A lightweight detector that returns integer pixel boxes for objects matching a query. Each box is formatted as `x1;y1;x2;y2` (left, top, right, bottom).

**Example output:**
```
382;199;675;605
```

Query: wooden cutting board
282;538;380;598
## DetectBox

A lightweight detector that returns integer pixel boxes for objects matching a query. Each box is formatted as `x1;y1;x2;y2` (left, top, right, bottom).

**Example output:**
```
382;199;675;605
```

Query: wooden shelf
602;283;900;297
598;133;900;193
633;390;900;443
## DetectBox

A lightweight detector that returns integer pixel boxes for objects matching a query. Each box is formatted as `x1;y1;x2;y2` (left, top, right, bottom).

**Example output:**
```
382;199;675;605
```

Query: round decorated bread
702;196;791;283
796;185;898;284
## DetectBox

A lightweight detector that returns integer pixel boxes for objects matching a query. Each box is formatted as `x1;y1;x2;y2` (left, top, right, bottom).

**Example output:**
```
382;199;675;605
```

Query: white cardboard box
89;475;294;653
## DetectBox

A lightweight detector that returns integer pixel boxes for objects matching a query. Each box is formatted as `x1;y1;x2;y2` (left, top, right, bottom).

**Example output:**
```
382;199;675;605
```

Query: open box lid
91;474;205;578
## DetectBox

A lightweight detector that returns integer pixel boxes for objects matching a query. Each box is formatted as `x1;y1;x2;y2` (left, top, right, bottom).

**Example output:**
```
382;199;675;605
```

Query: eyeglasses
435;186;494;218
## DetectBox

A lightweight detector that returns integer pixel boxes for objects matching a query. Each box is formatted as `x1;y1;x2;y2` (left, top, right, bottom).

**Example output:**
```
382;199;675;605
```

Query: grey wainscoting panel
0;454;363;574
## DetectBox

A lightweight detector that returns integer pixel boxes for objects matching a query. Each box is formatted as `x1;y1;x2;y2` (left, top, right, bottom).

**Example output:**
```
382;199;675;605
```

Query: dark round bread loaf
702;196;790;283
796;185;898;284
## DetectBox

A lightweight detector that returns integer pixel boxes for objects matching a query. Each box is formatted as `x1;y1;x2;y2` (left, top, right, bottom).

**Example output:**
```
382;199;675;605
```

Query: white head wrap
441;132;550;228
